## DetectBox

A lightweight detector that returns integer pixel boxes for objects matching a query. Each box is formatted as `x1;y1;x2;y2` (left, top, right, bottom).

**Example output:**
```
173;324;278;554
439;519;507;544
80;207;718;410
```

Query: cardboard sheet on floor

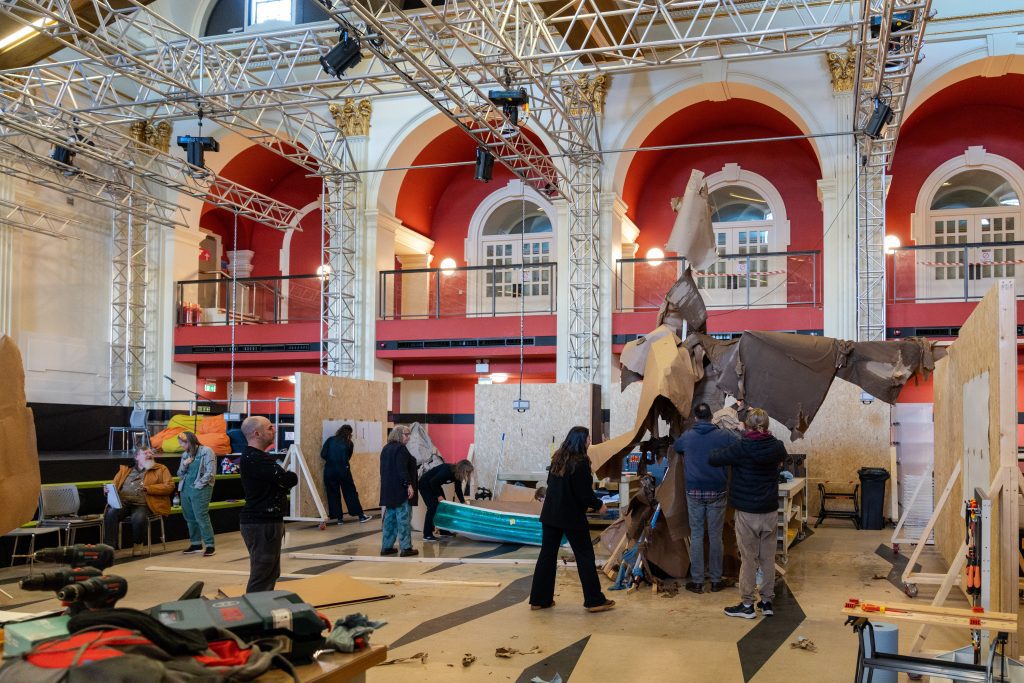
217;574;393;607
496;484;539;503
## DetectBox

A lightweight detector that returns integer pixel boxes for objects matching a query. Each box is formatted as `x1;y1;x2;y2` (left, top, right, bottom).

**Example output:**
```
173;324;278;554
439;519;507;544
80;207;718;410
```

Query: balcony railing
615;251;820;312
378;262;557;320
890;241;1024;302
176;274;321;326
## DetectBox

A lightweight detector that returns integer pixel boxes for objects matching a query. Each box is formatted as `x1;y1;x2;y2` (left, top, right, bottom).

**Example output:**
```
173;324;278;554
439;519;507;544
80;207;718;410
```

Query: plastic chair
5;526;62;576
108;407;150;451
117;513;166;556
37;485;105;545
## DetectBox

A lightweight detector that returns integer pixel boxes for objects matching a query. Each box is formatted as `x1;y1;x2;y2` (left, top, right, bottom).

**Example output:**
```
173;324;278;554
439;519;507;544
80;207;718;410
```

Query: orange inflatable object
150;426;185;450
198;414;226;435
197;432;231;455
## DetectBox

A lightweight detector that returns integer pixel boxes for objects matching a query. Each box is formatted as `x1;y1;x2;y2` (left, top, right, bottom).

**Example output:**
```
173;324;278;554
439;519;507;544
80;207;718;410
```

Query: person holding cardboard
103;448;174;554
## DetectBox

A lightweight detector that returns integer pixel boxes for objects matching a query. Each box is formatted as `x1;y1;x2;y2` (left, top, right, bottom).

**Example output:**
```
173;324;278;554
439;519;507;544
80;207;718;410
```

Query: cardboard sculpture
0;336;41;534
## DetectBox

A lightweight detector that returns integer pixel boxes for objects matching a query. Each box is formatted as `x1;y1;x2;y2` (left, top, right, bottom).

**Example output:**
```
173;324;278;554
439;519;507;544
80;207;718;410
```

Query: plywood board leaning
474;383;600;496
922;280;1019;656
217;573;393;607
295;373;389;519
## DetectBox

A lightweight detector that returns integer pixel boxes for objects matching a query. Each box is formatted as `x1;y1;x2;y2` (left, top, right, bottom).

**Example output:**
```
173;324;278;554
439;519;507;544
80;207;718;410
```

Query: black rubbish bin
858;467;890;530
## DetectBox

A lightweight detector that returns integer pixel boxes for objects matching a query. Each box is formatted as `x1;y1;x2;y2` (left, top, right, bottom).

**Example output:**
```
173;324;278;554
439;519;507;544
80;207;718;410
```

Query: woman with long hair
529;426;614;612
418;459;474;541
176;431;217;557
320;424;371;528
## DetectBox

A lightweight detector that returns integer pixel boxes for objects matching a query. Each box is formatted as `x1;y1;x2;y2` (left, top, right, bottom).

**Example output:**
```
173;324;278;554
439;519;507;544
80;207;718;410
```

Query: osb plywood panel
610;382;642;445
777;378;892;516
474;383;599;495
295;373;388;518
931;280;1017;623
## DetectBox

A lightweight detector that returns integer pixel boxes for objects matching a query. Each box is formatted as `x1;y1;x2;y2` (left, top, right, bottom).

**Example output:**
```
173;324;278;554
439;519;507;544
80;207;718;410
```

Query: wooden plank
144;566;500;587
260;644;387;683
910;541;967;654
901;460;961;584
841;606;1016;632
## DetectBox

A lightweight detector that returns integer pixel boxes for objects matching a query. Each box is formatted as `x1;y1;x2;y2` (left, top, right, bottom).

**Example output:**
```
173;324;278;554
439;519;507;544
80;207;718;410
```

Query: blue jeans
381;501;412;551
686;493;726;583
182;485;215;548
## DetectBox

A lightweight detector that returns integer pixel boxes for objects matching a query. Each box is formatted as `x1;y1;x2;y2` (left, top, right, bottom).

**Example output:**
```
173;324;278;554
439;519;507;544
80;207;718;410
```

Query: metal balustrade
378;262;557;320
175;274;322;326
615;251;820;312
890;241;1024;303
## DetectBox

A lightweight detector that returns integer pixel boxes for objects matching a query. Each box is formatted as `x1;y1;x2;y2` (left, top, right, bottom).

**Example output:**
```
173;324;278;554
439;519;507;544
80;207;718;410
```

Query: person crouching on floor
709;407;787;619
419;459;474;542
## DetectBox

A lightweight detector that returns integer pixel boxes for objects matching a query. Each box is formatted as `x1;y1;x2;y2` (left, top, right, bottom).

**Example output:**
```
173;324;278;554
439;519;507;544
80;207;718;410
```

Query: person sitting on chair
103;448;174;555
418;459;474;542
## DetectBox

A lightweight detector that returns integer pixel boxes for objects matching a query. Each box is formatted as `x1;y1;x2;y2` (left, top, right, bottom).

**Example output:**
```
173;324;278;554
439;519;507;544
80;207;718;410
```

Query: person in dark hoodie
674;402;737;594
709;407;787;619
529;426;615;613
239;416;298;593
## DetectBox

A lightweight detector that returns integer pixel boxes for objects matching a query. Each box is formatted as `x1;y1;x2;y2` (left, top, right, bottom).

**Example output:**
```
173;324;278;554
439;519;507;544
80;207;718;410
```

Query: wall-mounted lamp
439;257;457;275
860;390;875;405
316;264;333;279
490;372;509;383
646;247;665;266
883;235;901;255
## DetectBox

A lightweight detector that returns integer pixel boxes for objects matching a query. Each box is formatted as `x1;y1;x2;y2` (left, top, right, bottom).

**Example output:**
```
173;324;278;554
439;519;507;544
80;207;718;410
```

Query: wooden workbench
260;645;387;683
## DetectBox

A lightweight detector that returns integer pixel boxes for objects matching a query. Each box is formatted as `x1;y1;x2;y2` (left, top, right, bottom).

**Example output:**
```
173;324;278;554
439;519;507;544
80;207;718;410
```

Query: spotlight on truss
177;135;219;177
320;30;362;78
474;147;494;183
50;143;78;176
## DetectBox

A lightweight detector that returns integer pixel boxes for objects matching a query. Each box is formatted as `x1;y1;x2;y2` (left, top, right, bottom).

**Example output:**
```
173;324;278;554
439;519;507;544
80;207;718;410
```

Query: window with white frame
251;0;293;24
479;201;553;299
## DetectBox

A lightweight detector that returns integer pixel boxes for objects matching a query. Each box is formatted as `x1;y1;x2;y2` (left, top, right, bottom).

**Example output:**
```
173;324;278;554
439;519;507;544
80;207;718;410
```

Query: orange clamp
970;618;981;626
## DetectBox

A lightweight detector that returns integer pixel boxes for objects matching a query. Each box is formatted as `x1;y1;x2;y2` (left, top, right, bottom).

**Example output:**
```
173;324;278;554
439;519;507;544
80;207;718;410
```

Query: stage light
177;135;219;176
320;32;362;78
316;264;333;278
646;247;665;266
439;257;457;274
884;235;901;254
863;97;893;139
474;147;494;182
50;144;77;176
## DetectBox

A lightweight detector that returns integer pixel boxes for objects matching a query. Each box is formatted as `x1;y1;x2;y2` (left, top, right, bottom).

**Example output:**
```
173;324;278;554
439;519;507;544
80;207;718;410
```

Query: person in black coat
709;407;787;619
378;425;419;557
320;425;370;527
419;459;474;541
529;426;615;612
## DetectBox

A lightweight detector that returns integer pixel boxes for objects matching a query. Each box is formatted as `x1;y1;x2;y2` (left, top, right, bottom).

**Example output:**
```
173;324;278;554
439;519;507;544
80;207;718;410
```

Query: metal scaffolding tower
109;181;151;406
853;0;931;342
321;174;360;377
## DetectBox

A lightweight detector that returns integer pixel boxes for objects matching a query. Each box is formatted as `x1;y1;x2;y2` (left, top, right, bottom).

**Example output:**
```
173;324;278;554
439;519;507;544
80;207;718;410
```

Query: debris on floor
463;653;477;667
495;645;542;658
530;675;563;683
790;636;817;653
871;574;888;580
381;652;428;665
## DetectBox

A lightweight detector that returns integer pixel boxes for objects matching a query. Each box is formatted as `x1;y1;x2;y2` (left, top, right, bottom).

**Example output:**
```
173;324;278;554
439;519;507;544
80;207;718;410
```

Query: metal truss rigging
0;196;85;240
853;0;931;342
320;174;359;377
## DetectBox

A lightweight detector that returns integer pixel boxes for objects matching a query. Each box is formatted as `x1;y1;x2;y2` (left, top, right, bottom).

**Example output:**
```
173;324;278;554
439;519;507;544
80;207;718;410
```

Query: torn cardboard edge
216;572;393;608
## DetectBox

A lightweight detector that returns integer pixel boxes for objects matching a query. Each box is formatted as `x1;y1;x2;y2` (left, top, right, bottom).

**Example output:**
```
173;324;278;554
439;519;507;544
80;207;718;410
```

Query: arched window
466;181;556;313
696;165;789;307
912;148;1024;298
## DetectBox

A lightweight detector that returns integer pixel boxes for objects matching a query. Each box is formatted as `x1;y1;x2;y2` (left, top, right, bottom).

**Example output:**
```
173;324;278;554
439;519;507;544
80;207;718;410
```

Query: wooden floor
0;518;969;682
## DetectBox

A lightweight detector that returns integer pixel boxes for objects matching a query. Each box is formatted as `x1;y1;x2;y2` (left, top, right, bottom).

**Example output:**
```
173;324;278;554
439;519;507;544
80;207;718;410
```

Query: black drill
20;566;102;592
57;575;128;612
33;544;115;570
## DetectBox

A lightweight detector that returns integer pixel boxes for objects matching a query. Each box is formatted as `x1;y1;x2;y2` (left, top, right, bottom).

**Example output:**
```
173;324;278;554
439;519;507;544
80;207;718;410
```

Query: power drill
19;566;102;592
33;544;115;570
57;575;128;612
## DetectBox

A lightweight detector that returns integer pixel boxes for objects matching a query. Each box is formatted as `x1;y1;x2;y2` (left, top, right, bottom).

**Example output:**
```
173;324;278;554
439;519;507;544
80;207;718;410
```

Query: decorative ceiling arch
905;53;1024;124
610;80;823;199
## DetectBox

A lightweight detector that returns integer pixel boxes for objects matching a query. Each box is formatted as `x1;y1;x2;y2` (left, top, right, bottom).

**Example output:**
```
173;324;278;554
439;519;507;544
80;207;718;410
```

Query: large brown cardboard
0;336;41;534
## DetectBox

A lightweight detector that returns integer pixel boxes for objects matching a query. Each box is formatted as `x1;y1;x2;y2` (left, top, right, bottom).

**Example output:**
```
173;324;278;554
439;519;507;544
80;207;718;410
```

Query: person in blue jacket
674;402;738;594
320;425;371;528
529;426;614;613
378;425;419;557
418;459;474;541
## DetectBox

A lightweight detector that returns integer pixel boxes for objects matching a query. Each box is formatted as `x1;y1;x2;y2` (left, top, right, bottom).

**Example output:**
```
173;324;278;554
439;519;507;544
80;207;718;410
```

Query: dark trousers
530;524;607;608
103;504;149;548
419;480;441;537
324;469;364;520
240;522;285;593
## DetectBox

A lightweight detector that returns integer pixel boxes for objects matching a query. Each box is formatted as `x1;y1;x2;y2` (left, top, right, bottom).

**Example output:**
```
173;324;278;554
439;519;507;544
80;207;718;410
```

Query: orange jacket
113;464;174;516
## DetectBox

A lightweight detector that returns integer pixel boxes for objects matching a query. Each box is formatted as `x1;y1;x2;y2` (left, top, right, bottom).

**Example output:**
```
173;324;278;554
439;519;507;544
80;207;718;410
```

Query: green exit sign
204;382;217;392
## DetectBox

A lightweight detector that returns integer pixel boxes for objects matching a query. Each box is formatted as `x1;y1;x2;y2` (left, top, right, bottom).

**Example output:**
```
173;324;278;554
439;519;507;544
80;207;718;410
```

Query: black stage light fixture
474;147;494;183
863;97;894;140
176;135;220;175
320;31;362;78
50;144;74;167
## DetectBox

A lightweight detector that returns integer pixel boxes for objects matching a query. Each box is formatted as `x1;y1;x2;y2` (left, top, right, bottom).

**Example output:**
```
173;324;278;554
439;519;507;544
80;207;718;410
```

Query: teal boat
432;501;543;546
